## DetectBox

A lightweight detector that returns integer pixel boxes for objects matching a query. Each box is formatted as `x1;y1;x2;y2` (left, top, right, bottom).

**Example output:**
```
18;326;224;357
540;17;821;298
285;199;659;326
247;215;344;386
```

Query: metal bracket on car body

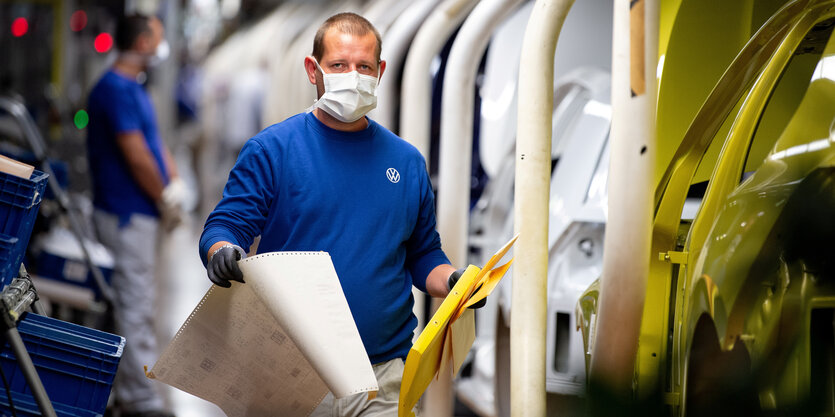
659;250;688;265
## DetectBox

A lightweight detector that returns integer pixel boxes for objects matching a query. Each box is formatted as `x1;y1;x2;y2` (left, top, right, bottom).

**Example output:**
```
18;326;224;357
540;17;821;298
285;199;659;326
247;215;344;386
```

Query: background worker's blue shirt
87;70;169;223
200;112;450;363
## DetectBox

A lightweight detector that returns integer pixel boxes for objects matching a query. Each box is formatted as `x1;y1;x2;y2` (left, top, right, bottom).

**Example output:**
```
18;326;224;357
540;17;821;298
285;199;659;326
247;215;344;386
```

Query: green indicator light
74;109;89;129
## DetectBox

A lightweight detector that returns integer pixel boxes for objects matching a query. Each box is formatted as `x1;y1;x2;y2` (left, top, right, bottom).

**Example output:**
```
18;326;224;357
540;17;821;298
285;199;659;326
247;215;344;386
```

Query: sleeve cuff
409;252;451;293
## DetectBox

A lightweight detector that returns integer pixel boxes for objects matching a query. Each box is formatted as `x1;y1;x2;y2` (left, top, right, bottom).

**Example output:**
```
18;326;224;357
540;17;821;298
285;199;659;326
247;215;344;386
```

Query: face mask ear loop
311;57;326;76
306;57;325;114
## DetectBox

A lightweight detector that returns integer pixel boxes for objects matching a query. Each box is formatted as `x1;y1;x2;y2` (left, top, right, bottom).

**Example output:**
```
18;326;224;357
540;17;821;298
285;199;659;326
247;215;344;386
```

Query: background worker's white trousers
94;210;166;413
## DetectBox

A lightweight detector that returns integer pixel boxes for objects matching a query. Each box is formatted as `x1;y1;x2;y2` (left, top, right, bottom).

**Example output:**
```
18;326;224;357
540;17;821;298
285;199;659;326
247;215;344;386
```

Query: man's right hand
207;244;246;287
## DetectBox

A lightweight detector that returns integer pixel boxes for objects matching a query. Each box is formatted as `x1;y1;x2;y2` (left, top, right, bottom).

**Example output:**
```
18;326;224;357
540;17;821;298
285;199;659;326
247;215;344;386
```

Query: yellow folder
398;235;518;417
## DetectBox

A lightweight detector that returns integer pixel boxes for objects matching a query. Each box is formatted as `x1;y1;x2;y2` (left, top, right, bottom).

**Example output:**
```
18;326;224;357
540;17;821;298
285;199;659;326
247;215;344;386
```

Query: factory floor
154;217;226;417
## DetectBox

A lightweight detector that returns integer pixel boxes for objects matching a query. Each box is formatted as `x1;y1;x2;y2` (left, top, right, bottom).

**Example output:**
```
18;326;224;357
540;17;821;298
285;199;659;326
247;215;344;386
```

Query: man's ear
378;60;387;82
304;56;318;85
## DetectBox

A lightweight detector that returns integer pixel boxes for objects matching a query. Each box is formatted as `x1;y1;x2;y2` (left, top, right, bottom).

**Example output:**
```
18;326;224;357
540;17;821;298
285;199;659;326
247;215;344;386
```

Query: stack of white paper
148;252;378;417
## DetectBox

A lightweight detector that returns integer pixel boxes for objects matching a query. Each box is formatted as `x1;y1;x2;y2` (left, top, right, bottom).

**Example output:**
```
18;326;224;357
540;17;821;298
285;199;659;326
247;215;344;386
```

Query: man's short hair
312;13;382;63
115;14;152;52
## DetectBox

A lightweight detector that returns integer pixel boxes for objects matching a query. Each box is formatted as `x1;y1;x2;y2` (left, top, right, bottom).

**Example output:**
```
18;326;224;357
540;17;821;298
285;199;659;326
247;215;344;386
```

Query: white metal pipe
372;0;442;131
588;0;657;399
399;0;480;162
364;0;408;28
438;0;522;270
512;0;575;415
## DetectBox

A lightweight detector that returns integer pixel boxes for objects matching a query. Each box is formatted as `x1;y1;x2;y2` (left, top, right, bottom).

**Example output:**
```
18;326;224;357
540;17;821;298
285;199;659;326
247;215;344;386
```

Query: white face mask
120;39;169;68
148;40;170;67
307;58;379;123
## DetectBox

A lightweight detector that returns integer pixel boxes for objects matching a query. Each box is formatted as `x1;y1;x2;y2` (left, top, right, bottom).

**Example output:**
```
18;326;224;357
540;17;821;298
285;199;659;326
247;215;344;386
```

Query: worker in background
199;12;482;416
86;13;182;417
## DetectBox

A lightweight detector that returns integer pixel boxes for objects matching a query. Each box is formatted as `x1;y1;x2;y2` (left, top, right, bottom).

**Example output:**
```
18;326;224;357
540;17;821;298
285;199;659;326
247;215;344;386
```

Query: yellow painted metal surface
655;0;756;186
580;0;835;412
655;0;801;187
636;0;817;399
665;0;835;408
682;20;835;406
657;0;682;61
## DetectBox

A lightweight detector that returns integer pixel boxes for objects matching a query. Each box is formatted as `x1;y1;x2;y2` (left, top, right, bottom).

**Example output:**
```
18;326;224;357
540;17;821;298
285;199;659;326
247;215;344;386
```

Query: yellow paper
446;309;475;374
398;235;518;417
464;259;513;309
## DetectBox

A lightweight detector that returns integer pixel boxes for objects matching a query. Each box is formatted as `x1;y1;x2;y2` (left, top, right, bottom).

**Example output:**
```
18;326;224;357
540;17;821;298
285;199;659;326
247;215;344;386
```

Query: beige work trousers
309;358;417;417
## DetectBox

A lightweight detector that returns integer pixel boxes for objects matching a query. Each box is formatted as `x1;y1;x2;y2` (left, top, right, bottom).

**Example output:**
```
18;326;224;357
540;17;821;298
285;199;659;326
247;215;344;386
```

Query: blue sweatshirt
199;112;450;363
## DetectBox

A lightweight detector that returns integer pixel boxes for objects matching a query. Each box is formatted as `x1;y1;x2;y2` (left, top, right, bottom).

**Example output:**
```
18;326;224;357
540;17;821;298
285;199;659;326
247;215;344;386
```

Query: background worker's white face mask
120;39;169;69
307;58;379;123
148;40;170;67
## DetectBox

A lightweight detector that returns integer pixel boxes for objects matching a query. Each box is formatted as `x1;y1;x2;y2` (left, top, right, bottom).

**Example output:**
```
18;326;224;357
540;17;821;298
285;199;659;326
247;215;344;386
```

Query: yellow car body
578;0;835;413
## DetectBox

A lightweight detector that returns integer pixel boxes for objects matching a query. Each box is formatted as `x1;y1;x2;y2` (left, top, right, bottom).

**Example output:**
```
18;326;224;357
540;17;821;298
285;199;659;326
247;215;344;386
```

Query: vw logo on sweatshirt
386;168;400;183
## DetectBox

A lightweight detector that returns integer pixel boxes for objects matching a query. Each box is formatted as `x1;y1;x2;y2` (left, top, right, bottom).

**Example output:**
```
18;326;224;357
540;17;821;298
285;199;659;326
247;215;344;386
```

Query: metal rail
0;270;57;417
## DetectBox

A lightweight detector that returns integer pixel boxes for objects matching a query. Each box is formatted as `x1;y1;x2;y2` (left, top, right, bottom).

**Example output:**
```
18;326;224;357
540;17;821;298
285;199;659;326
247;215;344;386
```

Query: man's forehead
321;28;377;58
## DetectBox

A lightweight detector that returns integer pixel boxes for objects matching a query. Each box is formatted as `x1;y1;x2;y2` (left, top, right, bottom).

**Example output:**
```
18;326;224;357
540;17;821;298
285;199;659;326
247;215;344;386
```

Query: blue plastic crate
0;170;48;287
0;235;20;285
35;251;114;298
0;151;68;202
0;313;124;415
0;390;101;417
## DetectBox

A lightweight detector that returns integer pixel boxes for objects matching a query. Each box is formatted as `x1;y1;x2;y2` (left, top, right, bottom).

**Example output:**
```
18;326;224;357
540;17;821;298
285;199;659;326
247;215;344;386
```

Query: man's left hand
447;268;487;309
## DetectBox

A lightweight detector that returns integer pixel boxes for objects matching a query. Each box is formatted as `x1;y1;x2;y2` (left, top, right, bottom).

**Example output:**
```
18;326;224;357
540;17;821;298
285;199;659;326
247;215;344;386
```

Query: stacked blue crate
0;166;124;415
0;170;48;288
0;313;125;416
0;391;100;417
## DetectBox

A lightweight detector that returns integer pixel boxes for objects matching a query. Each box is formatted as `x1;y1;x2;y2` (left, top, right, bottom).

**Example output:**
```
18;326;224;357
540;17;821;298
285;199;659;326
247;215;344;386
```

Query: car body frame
578;0;835;413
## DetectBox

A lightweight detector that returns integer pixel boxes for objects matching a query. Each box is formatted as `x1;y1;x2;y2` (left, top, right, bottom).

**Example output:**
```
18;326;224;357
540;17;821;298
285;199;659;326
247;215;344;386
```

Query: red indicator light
94;33;113;53
11;17;28;37
70;10;87;32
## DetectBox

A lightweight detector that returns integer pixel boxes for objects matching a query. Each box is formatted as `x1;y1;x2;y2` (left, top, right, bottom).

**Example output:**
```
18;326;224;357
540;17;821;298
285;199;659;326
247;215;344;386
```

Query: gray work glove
447;268;486;309
207;244;247;288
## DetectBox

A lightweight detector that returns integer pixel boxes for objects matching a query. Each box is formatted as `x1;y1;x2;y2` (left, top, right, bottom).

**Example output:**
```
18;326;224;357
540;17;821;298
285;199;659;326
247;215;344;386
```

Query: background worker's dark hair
312;12;382;63
115;14;152;52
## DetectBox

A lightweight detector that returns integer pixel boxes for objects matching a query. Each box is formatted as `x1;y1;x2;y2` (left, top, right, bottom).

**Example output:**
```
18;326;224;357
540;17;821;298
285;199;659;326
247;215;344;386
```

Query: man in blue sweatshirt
199;12;475;416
